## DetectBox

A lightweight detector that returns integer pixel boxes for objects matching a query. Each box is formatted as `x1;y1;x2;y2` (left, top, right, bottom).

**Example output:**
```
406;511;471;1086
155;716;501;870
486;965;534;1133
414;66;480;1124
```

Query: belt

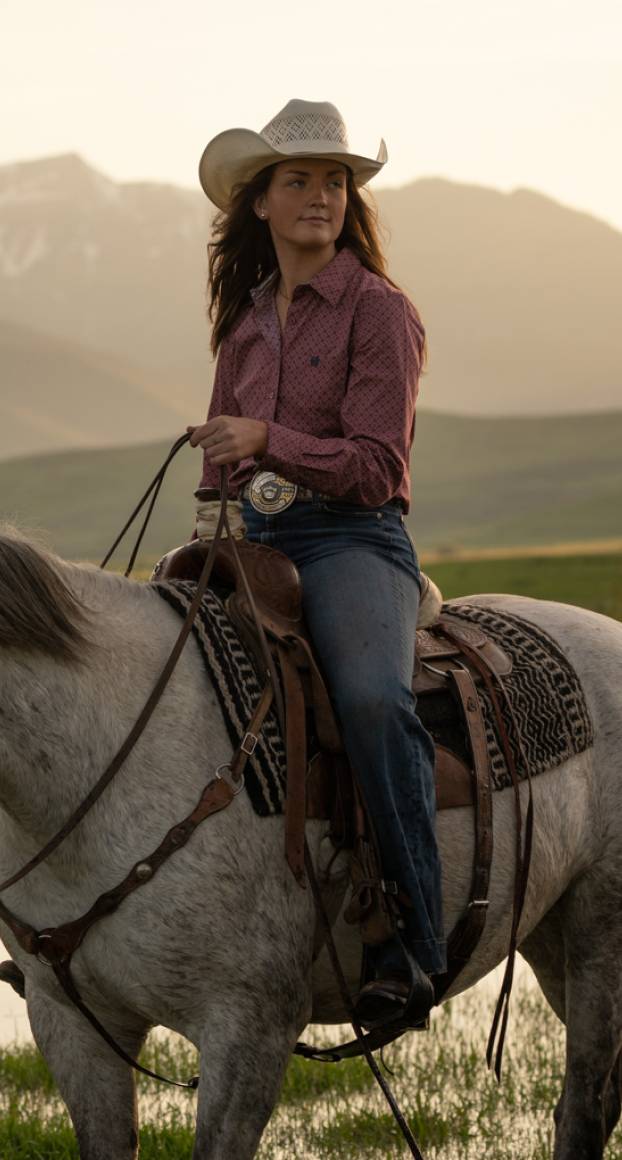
196;472;404;515
241;481;330;505
193;482;324;505
241;471;333;513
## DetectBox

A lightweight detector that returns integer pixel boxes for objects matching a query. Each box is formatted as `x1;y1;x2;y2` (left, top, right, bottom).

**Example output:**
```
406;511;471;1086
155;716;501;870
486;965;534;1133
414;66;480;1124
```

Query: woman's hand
187;416;268;464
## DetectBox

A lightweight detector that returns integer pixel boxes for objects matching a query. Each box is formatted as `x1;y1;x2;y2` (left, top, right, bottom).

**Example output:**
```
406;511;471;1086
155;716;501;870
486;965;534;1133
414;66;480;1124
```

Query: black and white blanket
155;583;594;811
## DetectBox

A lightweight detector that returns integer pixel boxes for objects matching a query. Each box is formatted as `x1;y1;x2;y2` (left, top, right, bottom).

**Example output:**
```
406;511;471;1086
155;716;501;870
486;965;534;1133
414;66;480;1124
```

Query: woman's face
255;158;348;251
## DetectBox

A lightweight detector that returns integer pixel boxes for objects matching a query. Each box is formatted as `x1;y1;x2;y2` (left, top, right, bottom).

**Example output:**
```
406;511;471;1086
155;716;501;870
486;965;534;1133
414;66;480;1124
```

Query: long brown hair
206;165;426;368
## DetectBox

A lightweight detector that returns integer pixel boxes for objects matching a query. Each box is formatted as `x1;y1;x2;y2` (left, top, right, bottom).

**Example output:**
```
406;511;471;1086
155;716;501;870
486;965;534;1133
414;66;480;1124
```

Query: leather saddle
152;535;512;972
152;536;512;813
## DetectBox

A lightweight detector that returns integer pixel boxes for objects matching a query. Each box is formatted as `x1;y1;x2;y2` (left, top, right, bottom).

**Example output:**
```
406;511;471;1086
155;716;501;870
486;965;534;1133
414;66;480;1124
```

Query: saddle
153;536;512;976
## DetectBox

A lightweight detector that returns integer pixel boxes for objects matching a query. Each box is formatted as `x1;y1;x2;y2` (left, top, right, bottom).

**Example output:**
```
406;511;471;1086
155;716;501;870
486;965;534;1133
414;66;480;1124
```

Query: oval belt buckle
249;470;298;514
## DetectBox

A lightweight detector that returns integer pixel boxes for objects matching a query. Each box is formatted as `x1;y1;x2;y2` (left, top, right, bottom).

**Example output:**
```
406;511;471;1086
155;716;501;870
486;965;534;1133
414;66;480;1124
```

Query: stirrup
354;947;434;1030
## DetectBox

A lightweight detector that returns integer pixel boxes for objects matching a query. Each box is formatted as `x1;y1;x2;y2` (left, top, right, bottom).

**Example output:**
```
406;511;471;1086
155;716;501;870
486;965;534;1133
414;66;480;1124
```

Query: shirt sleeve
258;290;422;506
197;337;240;491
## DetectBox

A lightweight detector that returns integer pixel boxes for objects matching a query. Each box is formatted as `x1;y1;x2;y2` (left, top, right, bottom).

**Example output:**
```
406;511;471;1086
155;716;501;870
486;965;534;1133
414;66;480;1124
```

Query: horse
0;526;621;1160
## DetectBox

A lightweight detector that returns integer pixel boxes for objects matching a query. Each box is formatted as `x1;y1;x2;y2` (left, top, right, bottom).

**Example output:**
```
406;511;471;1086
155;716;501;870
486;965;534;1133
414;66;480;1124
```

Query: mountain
381;179;622;416
0;153;213;407
1;410;620;562
0;153;621;462
0;318;191;457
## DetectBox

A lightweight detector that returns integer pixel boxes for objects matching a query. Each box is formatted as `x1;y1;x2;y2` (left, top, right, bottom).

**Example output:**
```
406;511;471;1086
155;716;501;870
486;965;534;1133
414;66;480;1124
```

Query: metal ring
215;764;246;796
36;932;54;966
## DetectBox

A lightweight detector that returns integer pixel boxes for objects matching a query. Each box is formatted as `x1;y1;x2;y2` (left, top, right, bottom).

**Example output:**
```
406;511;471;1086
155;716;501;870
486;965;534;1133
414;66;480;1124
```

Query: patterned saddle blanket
155;583;594;814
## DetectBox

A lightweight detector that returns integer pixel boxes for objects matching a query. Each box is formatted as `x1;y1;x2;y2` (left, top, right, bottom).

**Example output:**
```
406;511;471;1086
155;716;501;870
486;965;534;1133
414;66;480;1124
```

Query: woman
188;99;445;1026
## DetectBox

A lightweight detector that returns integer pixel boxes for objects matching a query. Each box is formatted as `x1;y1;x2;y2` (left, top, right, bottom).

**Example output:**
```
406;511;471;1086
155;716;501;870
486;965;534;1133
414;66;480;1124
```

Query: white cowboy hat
198;98;388;210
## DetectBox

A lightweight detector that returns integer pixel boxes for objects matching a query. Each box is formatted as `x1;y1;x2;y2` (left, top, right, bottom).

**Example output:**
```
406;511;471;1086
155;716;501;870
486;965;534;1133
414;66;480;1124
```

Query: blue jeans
242;496;446;975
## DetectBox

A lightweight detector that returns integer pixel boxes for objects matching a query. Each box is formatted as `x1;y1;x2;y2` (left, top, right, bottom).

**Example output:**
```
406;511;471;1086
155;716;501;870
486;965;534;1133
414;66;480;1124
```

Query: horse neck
0;571;190;852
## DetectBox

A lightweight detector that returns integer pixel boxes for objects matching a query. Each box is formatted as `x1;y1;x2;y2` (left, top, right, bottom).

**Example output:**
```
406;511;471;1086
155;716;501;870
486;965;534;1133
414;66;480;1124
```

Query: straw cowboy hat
198;98;388;210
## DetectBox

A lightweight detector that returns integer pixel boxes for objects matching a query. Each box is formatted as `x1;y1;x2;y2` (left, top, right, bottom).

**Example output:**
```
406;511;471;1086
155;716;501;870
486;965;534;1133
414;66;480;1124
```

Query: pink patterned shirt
199;246;425;512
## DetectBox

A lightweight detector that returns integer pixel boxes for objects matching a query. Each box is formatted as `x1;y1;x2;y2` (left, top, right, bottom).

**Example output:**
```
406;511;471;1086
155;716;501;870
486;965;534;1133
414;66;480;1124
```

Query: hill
0;153;212;405
1;410;620;563
0;318;190;457
382;179;622;416
0;154;620;461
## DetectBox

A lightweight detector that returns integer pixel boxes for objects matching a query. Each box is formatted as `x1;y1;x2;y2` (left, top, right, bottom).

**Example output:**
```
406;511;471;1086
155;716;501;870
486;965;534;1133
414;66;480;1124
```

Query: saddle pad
155;581;287;816
440;602;594;790
155;583;594;816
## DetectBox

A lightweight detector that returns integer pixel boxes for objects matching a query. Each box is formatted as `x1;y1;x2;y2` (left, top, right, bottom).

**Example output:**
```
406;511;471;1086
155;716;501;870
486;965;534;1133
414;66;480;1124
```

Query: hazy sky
3;0;622;229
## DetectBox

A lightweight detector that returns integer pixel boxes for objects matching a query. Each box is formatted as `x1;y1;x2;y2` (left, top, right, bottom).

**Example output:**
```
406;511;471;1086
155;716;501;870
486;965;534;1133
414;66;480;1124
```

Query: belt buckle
249;471;298;514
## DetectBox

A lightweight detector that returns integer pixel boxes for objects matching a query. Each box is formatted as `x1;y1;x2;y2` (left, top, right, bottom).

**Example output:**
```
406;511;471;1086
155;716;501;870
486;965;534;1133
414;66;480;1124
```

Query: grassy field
1;551;620;1156
426;549;622;621
1;966;620;1158
1;409;621;562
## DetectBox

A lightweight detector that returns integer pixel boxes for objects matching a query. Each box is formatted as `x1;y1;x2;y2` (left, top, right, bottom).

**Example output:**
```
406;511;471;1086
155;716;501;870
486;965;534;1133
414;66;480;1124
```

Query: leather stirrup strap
438;624;535;1079
279;644;308;885
441;667;493;974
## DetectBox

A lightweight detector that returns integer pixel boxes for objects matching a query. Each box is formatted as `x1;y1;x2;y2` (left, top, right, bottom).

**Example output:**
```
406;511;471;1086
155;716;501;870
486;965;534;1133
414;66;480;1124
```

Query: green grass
426;551;622;620
2;409;622;561
2;969;621;1157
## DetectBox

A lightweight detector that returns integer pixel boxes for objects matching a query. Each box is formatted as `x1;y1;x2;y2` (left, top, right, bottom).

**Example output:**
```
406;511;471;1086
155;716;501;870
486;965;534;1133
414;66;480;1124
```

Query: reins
0;437;222;896
0;436;428;1154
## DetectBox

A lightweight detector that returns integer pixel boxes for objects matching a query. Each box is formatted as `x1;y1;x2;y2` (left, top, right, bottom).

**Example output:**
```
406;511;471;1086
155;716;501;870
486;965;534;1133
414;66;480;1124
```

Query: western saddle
152;534;514;988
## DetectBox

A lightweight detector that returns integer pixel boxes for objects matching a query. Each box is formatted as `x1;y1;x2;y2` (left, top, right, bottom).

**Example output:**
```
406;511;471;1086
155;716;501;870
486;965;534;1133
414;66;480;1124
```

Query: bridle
0;435;428;1156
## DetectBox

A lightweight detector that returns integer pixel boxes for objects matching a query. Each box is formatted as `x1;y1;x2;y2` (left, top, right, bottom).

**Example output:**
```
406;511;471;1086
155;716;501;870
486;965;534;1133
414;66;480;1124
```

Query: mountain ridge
1;153;620;460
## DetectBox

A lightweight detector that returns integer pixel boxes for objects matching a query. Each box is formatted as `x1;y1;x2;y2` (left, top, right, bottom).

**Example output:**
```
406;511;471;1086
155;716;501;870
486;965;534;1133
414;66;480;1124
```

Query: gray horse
0;527;621;1160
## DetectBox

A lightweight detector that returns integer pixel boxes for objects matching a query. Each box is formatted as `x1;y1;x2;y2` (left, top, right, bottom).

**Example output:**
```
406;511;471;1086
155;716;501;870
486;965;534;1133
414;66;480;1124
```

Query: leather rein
0;443;280;1088
0;437;428;1156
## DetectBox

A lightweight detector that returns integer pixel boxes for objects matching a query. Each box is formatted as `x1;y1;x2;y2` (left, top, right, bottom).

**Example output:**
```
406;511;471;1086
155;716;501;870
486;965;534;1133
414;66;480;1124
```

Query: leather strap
437;624;535;1079
0;457;280;1090
300;843;426;1158
0;481;231;896
0;773;239;1091
279;643;308;885
442;668;493;970
52;958;199;1089
0;775;236;966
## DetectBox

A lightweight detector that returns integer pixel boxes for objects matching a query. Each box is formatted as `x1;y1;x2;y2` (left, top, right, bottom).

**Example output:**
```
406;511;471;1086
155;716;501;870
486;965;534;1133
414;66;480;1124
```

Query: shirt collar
306;247;361;304
250;268;279;303
250;246;361;308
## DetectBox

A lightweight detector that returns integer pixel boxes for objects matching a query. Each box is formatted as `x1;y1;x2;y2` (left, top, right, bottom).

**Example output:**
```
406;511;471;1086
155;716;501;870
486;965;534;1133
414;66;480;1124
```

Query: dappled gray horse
0;528;621;1159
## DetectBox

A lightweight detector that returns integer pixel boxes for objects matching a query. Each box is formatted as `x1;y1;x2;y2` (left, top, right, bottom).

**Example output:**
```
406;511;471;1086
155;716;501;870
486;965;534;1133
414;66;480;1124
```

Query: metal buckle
381;879;398;895
248;471;298;514
215;764;246;795
241;732;258;756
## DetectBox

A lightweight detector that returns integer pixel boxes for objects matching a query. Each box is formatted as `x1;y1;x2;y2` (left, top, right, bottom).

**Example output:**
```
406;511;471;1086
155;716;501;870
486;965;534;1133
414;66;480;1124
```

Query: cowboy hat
198;98;388;210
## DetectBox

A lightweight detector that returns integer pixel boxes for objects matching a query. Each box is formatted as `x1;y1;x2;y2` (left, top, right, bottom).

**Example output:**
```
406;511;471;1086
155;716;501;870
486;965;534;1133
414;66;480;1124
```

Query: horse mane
0;527;89;662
